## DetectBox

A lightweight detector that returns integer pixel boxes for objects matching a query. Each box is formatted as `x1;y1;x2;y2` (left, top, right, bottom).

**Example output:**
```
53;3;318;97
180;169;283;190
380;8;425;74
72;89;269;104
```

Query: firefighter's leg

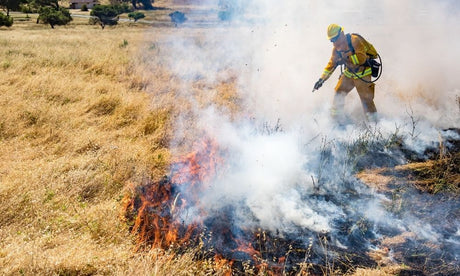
354;75;377;117
332;75;354;118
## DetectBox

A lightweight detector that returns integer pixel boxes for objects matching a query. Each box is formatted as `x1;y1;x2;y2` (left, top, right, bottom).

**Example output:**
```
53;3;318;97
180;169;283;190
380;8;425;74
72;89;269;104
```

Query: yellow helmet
327;24;342;40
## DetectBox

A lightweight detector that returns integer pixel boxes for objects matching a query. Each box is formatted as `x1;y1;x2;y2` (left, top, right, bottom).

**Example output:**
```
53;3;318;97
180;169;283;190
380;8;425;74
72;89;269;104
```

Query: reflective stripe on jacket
343;67;372;79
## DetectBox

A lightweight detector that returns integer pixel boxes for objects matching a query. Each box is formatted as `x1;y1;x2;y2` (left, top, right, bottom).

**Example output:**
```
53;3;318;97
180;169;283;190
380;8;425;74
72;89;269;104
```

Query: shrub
81;4;88;11
169;11;186;27
128;11;145;22
120;39;128;48
0;13;13;27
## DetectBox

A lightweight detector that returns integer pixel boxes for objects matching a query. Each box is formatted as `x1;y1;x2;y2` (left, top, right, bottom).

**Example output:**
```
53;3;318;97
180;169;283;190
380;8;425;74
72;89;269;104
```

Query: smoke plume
145;0;460;272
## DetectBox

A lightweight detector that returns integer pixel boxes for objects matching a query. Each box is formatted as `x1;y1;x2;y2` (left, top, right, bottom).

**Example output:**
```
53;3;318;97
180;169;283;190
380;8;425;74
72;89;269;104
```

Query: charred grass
355;130;459;275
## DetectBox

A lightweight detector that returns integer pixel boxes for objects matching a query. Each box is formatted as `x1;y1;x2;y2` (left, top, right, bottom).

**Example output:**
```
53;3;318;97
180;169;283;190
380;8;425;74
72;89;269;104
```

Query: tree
138;0;152;9
127;11;144;22
90;4;125;29
20;3;35;17
0;0;24;16
34;0;58;8
38;6;72;28
0;12;13;27
128;0;153;10
28;0;63;24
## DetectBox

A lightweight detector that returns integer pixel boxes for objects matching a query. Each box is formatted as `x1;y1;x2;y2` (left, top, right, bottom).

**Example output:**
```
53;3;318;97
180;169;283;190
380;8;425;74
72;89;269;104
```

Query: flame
234;240;260;258
171;138;220;188
122;136;288;273
122;137;222;250
214;254;233;276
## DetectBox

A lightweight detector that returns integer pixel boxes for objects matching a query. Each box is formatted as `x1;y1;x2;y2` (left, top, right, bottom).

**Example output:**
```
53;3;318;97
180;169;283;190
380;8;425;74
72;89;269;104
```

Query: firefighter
313;24;378;122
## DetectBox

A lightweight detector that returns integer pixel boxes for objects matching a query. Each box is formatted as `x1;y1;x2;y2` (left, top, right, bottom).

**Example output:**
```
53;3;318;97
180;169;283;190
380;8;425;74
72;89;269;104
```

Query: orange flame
122;137;272;272
214;254;233;276
122;137;222;250
171;138;220;188
235;240;260;258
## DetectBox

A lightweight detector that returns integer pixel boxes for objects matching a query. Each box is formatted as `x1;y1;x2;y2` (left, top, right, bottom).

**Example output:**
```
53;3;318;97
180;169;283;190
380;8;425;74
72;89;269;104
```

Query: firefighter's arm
313;49;339;92
349;36;368;66
320;49;339;81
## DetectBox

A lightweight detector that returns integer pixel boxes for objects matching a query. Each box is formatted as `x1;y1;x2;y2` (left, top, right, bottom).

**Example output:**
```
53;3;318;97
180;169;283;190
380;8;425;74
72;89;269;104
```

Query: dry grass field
0;9;238;274
1;3;458;276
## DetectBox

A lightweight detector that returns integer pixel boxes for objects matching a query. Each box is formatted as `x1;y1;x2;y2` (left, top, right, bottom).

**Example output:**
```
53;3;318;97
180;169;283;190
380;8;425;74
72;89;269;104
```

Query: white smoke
194;108;334;233
155;0;460;262
249;0;460;130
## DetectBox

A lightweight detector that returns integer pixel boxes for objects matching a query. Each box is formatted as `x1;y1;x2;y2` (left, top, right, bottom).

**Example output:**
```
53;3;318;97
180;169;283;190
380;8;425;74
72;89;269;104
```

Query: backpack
346;33;381;78
346;33;378;59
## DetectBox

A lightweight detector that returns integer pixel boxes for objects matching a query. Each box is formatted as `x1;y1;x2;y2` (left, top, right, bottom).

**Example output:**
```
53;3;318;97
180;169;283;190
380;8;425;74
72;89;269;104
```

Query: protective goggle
330;29;341;42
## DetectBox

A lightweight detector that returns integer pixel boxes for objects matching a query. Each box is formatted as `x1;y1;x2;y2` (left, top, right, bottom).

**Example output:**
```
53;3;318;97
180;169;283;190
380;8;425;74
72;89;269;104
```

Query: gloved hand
313;78;324;92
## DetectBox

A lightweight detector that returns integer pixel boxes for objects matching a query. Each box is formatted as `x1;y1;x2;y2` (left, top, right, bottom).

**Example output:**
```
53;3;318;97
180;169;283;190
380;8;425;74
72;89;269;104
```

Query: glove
313;78;324;91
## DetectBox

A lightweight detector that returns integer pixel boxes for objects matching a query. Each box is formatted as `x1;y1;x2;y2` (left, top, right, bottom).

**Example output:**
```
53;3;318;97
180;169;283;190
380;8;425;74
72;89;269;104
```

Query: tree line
0;0;155;28
1;0;245;29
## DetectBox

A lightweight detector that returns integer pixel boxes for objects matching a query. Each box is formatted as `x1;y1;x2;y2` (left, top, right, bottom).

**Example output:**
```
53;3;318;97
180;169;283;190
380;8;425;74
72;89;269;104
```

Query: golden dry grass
0;20;161;276
0;8;244;274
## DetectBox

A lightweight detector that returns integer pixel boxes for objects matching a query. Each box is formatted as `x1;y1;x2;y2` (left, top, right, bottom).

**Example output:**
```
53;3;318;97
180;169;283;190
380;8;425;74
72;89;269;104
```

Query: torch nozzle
312;78;324;93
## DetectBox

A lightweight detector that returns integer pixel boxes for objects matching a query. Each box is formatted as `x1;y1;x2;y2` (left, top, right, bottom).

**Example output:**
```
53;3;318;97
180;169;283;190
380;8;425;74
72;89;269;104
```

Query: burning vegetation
122;127;460;275
123;138;220;250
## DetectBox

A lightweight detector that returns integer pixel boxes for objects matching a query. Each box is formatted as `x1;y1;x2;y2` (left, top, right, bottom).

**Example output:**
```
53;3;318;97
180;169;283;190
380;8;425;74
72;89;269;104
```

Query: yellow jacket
321;34;372;80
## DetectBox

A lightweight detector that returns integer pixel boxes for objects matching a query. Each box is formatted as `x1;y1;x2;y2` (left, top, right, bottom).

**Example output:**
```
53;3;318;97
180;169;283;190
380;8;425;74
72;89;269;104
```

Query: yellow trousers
333;74;377;115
